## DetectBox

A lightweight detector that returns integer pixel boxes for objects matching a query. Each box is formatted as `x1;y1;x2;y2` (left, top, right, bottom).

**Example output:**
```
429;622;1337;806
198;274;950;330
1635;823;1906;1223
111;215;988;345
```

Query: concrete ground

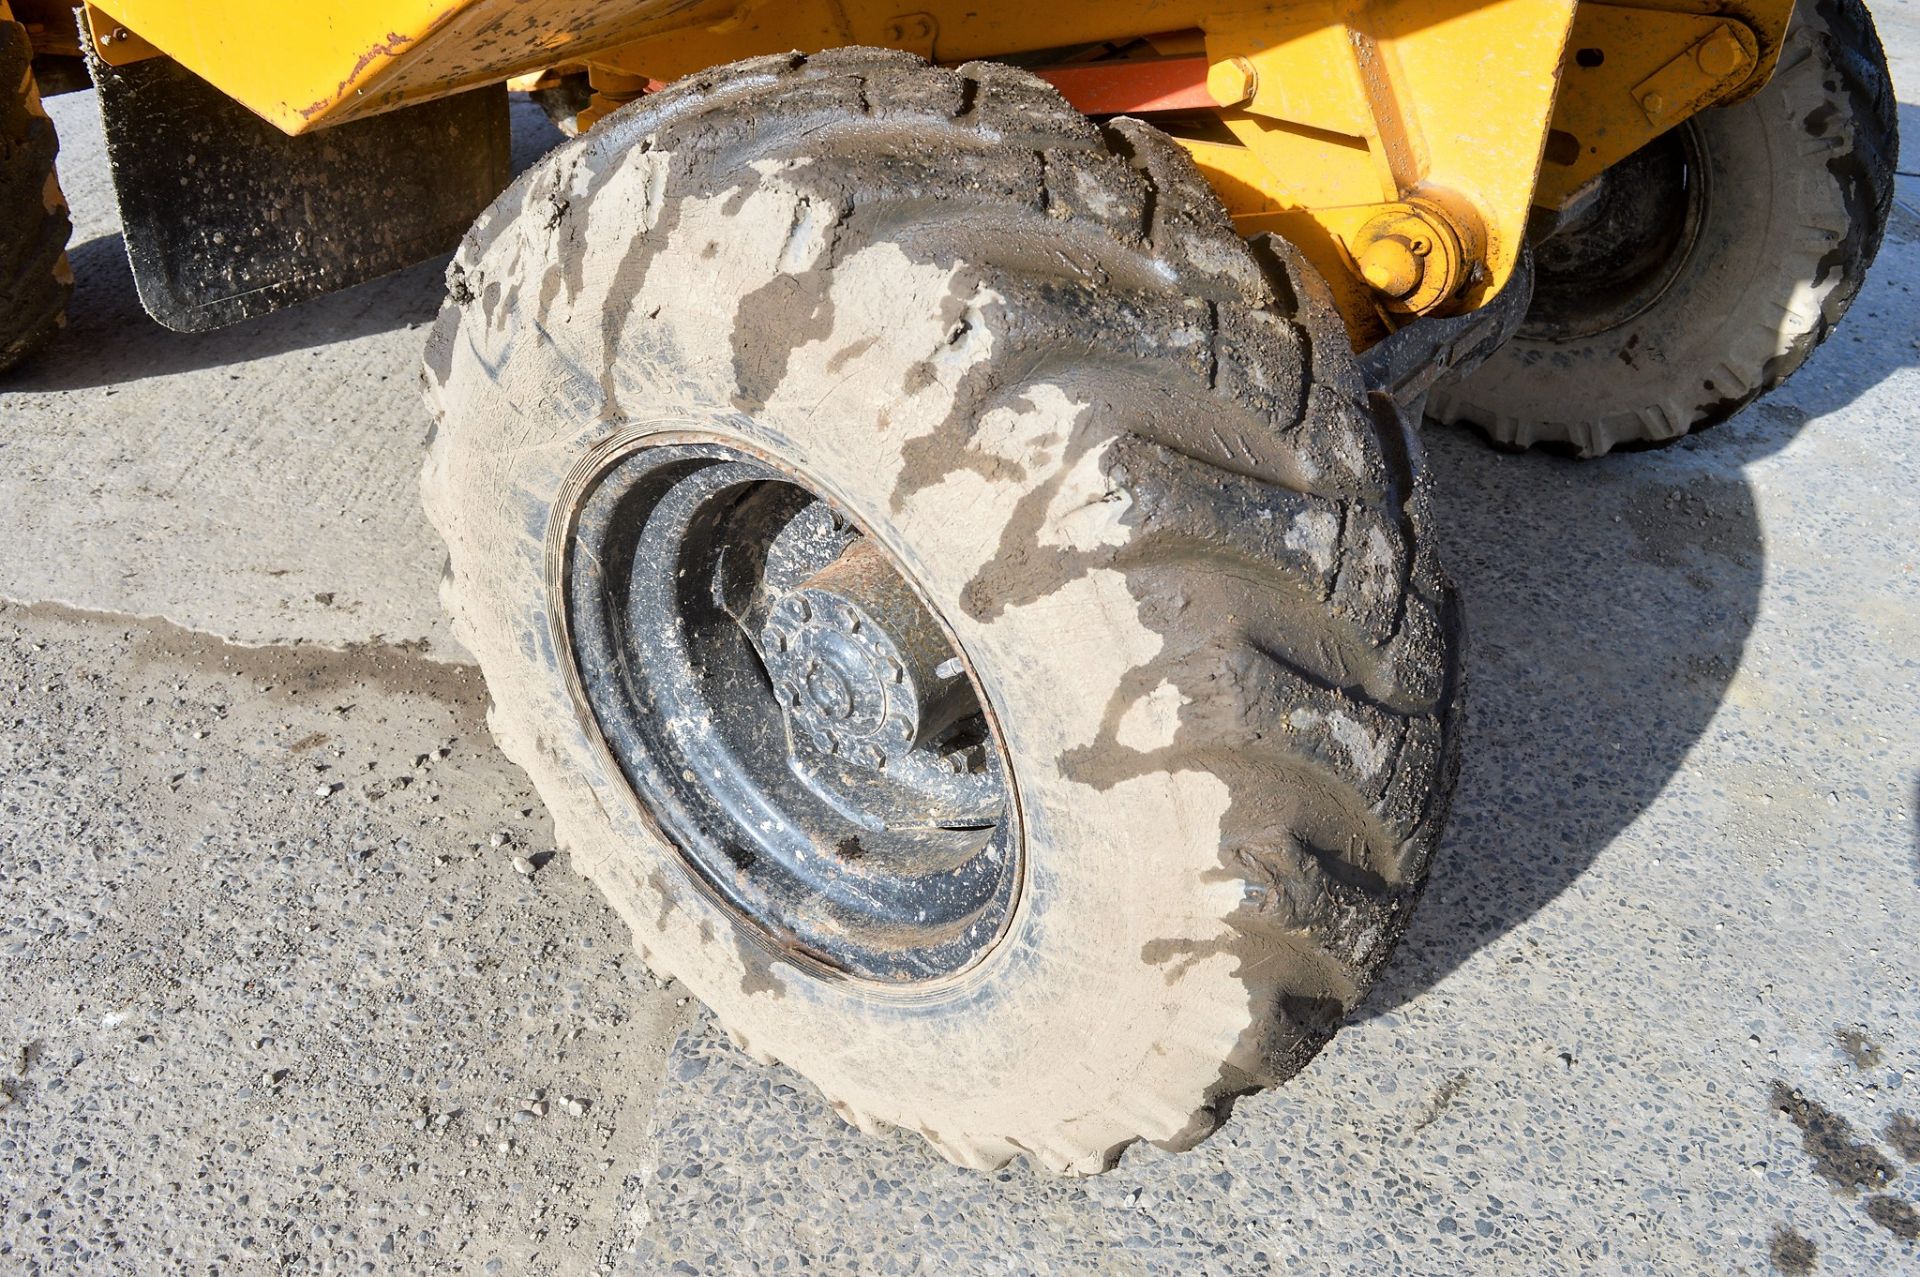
3;10;1920;1273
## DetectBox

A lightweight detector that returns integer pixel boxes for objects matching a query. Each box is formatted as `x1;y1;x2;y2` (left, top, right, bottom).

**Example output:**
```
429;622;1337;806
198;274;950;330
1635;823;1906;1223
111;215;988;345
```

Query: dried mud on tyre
423;49;1462;1172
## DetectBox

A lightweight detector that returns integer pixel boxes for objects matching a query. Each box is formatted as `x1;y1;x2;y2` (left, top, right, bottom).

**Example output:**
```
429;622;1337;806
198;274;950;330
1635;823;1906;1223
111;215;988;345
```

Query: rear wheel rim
559;439;1022;985
1523;122;1709;342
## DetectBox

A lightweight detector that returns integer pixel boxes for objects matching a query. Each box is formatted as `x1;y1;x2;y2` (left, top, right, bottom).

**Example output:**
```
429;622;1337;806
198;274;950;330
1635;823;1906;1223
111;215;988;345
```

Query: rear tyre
0;12;72;374
424;50;1461;1172
1430;0;1897;457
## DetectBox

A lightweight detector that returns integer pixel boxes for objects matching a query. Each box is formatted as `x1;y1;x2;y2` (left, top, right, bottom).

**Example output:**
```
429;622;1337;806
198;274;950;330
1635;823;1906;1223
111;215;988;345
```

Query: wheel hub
761;540;971;769
759;538;1003;837
1522;122;1707;342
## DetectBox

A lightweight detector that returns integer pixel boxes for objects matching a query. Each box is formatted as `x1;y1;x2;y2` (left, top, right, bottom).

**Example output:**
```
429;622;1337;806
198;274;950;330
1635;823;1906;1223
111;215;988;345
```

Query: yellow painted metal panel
91;0;1263;131
1204;10;1376;140
1537;2;1764;204
1366;0;1577;299
87;0;751;131
81;0;1800;343
89;0;454;127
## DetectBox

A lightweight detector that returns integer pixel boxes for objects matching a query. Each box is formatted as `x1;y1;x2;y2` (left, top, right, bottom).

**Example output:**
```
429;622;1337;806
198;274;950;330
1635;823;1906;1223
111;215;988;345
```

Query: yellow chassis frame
80;0;1796;346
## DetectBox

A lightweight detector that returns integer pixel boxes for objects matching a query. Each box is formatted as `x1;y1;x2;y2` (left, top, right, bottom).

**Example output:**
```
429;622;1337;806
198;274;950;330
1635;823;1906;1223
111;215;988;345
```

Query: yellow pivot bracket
1536;2;1776;207
1180;0;1580;345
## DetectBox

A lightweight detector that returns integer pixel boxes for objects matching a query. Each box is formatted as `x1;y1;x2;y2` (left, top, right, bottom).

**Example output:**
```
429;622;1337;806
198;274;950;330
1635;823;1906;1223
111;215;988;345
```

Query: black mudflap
91;51;510;333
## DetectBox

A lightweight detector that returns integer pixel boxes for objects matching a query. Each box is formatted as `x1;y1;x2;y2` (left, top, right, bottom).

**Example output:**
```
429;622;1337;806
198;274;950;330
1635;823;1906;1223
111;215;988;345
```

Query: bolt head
886;15;934;43
1642;91;1667;117
1696;32;1744;79
1207;58;1259;109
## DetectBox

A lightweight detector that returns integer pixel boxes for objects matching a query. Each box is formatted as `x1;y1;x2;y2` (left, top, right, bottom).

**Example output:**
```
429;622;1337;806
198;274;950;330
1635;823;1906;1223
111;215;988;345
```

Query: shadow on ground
2;233;450;393
1373;201;1920;1012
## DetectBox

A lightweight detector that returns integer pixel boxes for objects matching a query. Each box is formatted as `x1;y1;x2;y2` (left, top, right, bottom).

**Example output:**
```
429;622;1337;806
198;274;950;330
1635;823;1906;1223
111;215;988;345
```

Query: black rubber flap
92;51;508;333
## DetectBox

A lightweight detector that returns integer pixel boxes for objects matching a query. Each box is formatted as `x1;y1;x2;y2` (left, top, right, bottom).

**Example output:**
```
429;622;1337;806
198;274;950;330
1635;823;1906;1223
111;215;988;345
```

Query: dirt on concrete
0;602;690;1273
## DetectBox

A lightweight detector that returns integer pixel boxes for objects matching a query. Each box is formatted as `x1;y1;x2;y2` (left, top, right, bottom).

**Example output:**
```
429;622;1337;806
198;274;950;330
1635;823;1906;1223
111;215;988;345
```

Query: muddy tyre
1430;0;1897;457
0;12;72;374
423;50;1461;1172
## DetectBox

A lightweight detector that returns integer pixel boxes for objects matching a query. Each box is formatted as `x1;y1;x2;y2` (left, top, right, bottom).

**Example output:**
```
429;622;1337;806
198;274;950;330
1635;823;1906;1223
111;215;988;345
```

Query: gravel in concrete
0;605;689;1273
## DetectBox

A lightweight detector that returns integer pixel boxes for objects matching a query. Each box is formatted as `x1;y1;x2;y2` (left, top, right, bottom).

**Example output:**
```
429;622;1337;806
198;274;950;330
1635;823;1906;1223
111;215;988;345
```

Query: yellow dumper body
74;0;1798;342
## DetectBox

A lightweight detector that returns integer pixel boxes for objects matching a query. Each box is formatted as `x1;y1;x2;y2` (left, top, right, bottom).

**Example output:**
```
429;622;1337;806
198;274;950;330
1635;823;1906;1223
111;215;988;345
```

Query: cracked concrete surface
4;14;1920;1274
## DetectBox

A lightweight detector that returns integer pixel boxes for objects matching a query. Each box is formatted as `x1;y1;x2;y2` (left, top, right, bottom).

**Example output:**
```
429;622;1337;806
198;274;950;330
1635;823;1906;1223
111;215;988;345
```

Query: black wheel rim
560;440;1021;984
1524;122;1709;342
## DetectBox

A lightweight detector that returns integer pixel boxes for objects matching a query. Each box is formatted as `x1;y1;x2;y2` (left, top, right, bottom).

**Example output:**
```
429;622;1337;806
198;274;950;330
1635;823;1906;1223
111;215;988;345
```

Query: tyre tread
0;18;72;375
1431;0;1898;456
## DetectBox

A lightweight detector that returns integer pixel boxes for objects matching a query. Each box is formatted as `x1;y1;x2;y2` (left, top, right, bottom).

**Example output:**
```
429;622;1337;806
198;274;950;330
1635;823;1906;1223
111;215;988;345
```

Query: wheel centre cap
802;640;864;722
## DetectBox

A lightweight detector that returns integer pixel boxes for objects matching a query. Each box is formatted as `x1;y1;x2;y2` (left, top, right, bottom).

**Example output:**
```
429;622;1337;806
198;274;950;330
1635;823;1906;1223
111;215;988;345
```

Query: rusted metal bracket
1029;55;1216;114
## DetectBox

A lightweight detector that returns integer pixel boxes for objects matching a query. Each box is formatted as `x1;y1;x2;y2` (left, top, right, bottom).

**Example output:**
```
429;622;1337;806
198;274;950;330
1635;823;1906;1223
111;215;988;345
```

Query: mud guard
90;50;508;333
